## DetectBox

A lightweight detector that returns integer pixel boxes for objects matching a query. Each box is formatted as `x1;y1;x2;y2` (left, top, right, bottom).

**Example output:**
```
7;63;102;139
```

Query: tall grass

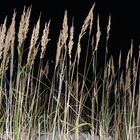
0;5;139;140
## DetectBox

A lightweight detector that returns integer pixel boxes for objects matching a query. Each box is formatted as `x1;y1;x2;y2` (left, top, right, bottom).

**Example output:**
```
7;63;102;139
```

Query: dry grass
0;5;139;140
40;21;50;60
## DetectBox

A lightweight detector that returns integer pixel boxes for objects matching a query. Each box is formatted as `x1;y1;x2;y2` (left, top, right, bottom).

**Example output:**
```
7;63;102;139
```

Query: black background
1;0;139;62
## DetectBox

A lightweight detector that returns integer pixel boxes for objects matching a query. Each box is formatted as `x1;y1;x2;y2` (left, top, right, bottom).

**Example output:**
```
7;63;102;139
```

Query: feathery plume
40;21;51;59
0;17;7;60
2;11;16;70
62;11;68;48
95;15;101;51
27;16;40;67
107;15;111;41
79;4;95;38
77;4;95;63
55;11;68;69
18;6;31;49
118;51;122;69
18;6;31;60
68;20;74;63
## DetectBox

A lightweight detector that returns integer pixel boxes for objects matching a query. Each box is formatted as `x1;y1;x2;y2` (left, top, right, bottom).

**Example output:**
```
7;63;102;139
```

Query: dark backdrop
0;0;139;58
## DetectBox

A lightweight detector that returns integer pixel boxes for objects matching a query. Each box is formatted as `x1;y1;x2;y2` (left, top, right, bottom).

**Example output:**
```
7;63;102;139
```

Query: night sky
0;0;139;67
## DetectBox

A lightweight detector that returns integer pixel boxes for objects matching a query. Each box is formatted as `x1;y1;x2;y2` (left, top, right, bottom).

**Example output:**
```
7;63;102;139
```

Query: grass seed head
27;16;40;67
18;6;31;48
68;21;74;62
40;21;51;59
0;17;7;60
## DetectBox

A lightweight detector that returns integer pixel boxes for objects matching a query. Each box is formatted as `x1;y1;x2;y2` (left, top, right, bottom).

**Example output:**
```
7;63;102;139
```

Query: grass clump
0;5;139;140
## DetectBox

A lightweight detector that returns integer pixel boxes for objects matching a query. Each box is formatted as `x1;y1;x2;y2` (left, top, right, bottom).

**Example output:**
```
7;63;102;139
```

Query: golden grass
0;5;139;140
18;6;31;49
27;15;40;68
40;21;50;60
